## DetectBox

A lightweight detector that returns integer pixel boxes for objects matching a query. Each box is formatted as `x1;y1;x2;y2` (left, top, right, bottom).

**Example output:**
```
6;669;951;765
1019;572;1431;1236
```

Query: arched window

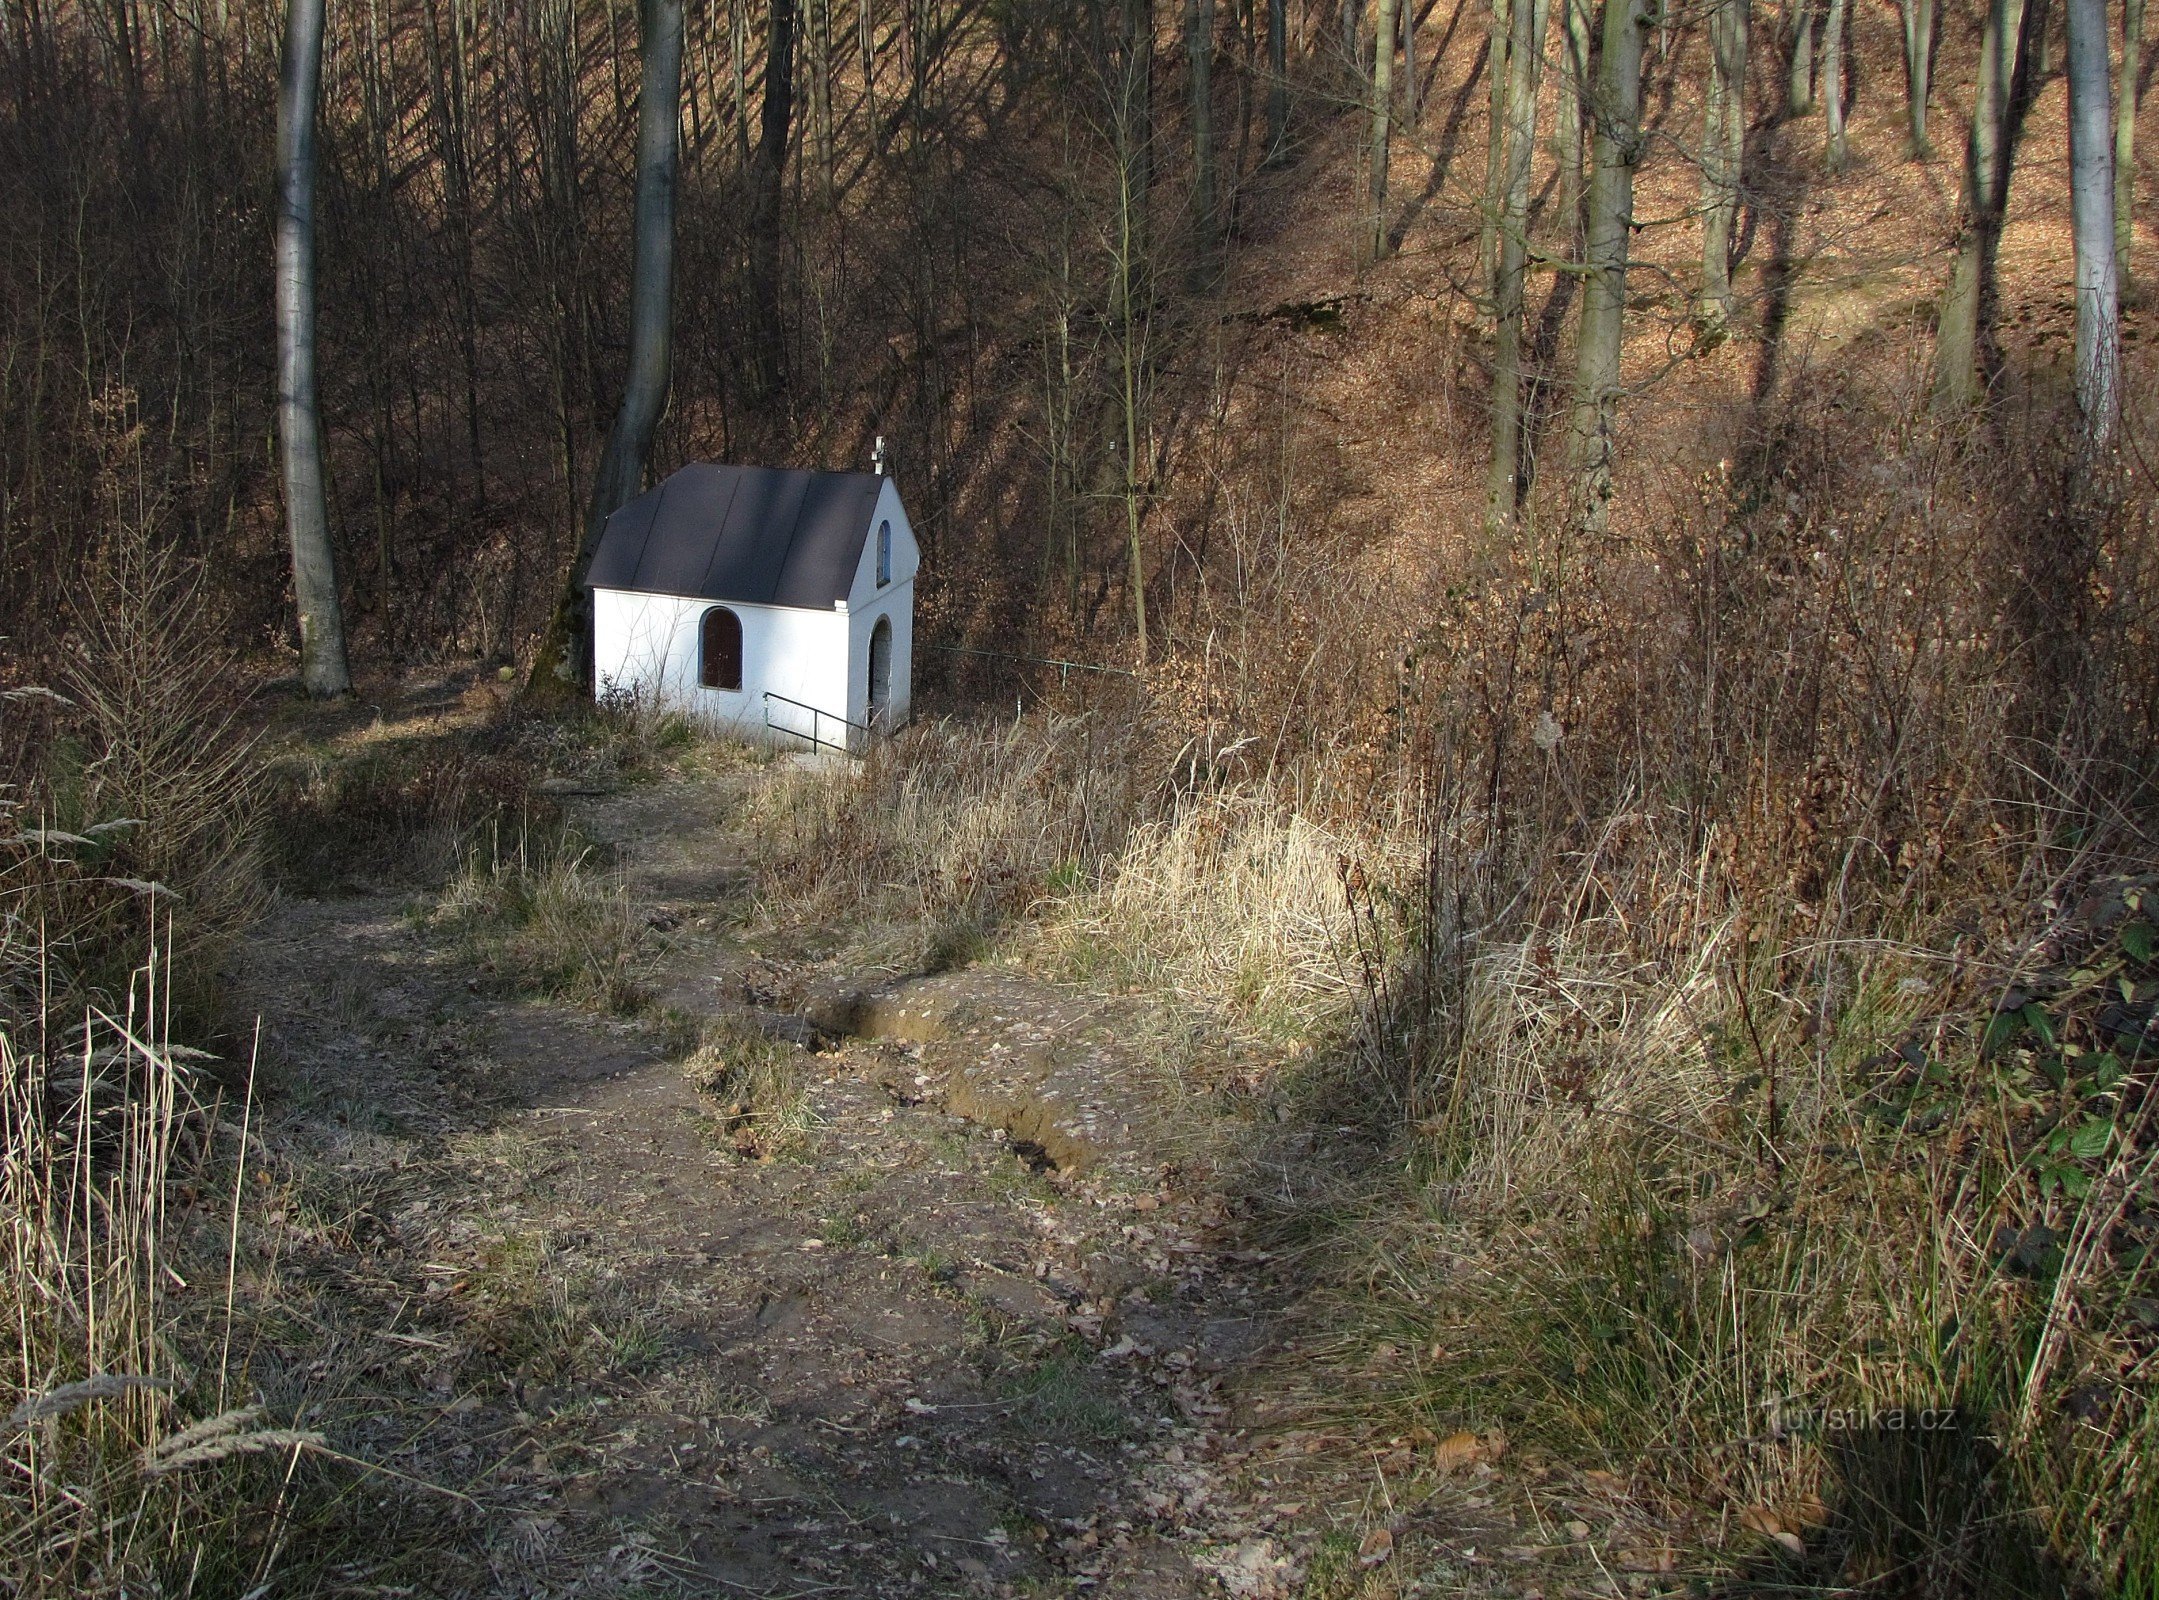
876;520;892;587
699;607;743;691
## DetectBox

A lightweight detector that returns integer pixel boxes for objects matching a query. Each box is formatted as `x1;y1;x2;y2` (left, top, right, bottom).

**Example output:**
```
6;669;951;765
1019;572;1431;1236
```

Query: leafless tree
1570;0;1653;539
1699;0;1748;324
2065;0;2119;445
1932;0;2027;411
534;0;686;690
276;0;351;697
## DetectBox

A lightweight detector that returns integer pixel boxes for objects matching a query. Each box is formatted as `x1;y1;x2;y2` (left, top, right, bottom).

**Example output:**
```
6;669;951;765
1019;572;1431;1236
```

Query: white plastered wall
592;588;852;747
839;477;919;731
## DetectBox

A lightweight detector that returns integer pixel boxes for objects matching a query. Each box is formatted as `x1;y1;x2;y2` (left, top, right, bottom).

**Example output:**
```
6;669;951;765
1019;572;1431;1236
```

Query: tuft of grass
1038;791;1416;1045
999;1354;1133;1443
740;711;1145;971
430;828;648;1012
681;1015;815;1157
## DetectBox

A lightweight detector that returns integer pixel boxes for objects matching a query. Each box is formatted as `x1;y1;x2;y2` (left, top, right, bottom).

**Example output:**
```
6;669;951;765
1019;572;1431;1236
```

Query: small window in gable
876;520;893;587
700;607;743;691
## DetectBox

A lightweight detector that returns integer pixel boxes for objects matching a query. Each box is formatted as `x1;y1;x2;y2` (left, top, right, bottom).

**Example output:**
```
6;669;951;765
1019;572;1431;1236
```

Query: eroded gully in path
235;768;1528;1597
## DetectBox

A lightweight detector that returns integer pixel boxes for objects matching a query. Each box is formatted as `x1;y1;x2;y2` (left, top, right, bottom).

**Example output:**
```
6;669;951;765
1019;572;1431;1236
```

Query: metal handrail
763;691;867;757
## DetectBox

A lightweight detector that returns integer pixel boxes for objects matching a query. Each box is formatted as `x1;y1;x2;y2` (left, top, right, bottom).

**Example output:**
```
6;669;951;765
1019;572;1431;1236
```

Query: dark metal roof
585;463;887;609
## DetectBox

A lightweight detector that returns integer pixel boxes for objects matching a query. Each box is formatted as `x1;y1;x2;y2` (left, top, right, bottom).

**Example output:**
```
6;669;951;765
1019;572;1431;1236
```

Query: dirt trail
236;762;1526;1597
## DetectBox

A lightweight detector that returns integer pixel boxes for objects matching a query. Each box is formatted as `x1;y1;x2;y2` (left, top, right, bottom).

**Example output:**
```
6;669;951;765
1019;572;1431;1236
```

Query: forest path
237;754;1529;1597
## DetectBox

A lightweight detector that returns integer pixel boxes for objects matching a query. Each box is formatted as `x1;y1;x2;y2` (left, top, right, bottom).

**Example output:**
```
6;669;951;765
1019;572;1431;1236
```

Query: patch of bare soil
231;768;1557;1598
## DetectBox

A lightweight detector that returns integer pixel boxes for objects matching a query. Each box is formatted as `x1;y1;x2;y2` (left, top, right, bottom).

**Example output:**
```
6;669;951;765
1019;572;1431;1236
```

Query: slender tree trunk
1189;0;1219;279
1569;0;1652;540
1479;0;1513;294
1931;0;2027;411
753;0;797;392
1899;0;1936;154
1557;0;1592;246
1371;0;1399;258
532;0;685;693
1342;0;1363;72
2066;0;2120;444
1700;0;1748;322
811;0;833;202
2118;0;2145;278
1112;0;1156;664
1821;0;1848;166
1786;0;1817;113
1484;0;1545;537
275;0;351;697
1403;0;1420;121
1259;0;1288;158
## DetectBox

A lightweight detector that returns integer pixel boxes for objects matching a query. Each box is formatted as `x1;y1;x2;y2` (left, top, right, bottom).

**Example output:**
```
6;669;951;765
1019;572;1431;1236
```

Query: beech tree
752;0;797;392
1821;0;1849;167
1699;0;1748;323
1484;0;1547;536
1478;0;1513;292
1899;0;1939;154
2119;0;2146;279
1265;0;1289;158
1787;0;1819;114
1189;0;1219;277
1556;0;1594;238
534;0;686;690
1570;0;1654;537
1932;0;2027;411
2065;0;2120;444
275;0;351;698
1371;0;1402;259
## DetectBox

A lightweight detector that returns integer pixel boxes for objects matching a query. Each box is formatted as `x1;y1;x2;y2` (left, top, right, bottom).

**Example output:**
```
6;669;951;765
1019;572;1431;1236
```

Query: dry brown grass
0;947;363;1596
431;828;650;1012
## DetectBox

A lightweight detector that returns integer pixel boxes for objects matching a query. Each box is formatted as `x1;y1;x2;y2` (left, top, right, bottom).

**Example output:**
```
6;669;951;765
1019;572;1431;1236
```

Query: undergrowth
429;827;649;1013
680;1014;816;1158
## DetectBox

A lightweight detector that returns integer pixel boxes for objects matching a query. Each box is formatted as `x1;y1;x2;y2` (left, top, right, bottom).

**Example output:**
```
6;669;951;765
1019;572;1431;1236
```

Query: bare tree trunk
1556;0;1592;246
1484;0;1545;537
1569;0;1652;540
810;0;833;202
1403;0;1420;121
1189;0;1219;279
1112;0;1157;664
1899;0;1936;154
1821;0;1848;166
753;0;797;392
1931;0;2026;411
1699;0;1748;323
1786;0;1817;113
532;0;685;693
1265;0;1287;157
1370;0;1399;258
1478;0;1512;293
1342;0;1363;72
2066;0;2119;445
2119;0;2145;280
276;0;351;697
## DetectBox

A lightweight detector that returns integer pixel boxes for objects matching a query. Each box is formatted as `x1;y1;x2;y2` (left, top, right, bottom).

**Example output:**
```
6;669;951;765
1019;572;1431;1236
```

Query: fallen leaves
1432;1427;1507;1475
1739;1503;1809;1557
1357;1526;1395;1566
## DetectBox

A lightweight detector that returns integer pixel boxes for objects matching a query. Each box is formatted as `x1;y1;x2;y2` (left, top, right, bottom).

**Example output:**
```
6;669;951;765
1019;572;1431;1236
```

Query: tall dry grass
431;825;650;1011
736;377;2159;1591
1323;389;2159;1590
0;936;346;1595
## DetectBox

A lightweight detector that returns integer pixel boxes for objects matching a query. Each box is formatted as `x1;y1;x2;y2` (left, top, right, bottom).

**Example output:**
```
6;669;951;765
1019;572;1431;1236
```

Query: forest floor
226;686;1670;1599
